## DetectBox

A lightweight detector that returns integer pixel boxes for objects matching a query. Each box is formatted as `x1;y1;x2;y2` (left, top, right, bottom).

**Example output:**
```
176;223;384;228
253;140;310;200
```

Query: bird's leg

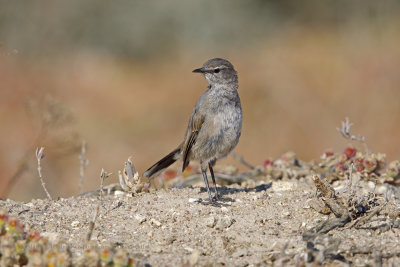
201;169;213;202
208;164;219;200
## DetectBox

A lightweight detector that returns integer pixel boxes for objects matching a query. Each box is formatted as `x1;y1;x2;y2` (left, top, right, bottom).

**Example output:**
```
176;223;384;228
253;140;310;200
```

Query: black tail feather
143;148;181;178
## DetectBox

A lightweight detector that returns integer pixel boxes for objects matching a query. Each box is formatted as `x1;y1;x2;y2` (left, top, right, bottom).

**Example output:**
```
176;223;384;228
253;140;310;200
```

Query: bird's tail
143;148;181;178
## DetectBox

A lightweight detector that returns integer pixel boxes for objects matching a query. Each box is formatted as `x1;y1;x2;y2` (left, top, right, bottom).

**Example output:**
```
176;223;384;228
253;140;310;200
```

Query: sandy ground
1;176;400;266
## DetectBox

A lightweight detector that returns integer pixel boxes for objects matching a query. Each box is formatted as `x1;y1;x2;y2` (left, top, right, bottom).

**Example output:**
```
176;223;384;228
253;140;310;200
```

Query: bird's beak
192;67;205;73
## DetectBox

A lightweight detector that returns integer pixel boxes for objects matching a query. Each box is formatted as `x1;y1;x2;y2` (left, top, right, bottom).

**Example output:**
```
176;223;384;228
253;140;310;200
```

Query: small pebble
114;190;125;196
271;241;283;250
221;207;229;213
153;246;162;253
216;215;233;229
135;214;146;224
189;198;202;203
189;249;200;265
150;218;162;227
205;216;216;228
376;185;388;195
25;203;34;208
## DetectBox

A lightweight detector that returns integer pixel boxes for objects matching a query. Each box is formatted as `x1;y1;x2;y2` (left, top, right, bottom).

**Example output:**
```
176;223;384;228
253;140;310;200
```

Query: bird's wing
182;111;204;171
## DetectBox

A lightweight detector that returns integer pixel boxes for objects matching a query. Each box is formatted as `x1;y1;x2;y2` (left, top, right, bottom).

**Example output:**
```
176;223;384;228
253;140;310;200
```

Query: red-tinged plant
336;160;346;172
281;151;296;163
100;248;113;265
27;230;41;242
6;217;24;238
163;169;178;180
321;151;334;159
343;147;356;159
183;165;196;177
0;211;8;235
363;156;378;173
353;157;364;172
263;159;273;167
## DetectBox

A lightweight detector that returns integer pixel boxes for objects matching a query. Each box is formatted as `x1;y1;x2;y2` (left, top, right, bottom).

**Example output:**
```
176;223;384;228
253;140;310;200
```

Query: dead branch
232;152;255;170
303;216;350;241
312;175;348;218
172;171;259;188
346;203;387;229
303;175;351;240
35;147;52;200
348;246;400;259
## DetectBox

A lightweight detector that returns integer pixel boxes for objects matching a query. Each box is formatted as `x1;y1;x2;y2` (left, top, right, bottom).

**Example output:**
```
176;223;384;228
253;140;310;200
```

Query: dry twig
312;175;348;218
86;169;111;242
348;246;400;259
172;171;259;188
346;203;387;229
35;147;52;200
232;152;255;170
78;140;89;194
303;175;351;240
336;117;370;154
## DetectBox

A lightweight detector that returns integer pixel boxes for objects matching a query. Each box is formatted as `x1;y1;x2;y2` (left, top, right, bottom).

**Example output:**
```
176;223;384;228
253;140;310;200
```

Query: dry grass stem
232;152;255;170
78;140;89;194
35;147;52;200
86;168;111;242
337;117;370;154
86;206;99;242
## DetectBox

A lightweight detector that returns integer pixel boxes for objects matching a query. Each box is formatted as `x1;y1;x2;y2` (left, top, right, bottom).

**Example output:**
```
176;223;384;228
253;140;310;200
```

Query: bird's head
193;58;238;87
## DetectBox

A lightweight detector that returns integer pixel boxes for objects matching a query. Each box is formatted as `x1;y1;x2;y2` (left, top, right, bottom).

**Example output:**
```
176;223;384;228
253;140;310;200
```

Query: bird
143;58;242;202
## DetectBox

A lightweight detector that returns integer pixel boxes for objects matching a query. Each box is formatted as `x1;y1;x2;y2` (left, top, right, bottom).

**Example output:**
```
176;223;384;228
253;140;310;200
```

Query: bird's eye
214;68;220;73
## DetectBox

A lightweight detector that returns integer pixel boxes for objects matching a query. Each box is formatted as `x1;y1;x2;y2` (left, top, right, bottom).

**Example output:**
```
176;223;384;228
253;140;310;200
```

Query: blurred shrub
1;0;399;59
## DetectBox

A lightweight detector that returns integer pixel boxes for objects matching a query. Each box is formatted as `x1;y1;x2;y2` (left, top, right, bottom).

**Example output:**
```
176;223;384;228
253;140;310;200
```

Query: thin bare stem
232;152;255;170
78;140;89;194
86;168;111;242
99;169;109;200
336;117;370;154
347;163;354;197
86;206;99;242
35;147;52;200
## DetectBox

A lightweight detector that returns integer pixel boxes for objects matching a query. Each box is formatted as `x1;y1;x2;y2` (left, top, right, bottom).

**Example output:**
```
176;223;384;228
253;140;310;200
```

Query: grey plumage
143;58;242;202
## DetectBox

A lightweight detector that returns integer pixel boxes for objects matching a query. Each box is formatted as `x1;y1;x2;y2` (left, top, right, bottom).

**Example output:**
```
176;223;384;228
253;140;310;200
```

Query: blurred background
1;0;399;201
